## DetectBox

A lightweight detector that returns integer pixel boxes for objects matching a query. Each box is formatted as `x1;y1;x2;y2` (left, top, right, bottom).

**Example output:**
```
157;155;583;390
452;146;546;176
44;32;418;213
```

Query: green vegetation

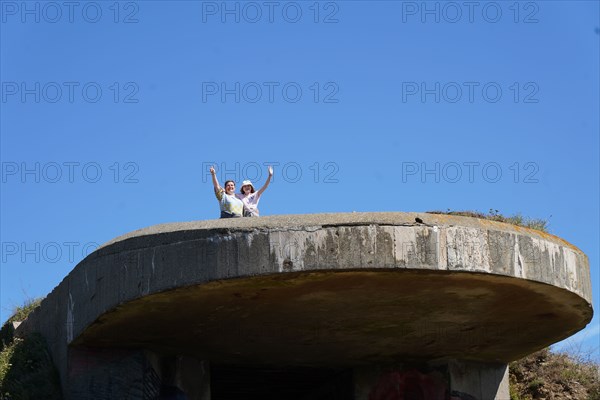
5;299;42;326
426;209;550;233
0;298;62;400
510;348;600;400
0;299;42;354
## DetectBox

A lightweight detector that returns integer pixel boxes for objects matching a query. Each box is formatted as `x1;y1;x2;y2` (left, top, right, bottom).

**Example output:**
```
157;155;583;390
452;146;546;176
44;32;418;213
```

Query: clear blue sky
1;1;599;356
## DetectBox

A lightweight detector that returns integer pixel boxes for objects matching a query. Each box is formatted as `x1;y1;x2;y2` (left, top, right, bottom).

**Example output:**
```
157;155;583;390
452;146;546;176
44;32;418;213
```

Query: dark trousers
220;211;241;219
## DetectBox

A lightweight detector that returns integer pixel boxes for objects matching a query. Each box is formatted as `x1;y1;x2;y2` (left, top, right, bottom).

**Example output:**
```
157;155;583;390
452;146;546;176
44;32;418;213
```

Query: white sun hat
242;180;255;191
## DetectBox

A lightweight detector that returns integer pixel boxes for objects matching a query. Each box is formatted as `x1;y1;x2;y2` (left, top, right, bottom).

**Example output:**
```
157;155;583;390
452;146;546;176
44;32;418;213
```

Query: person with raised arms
236;166;273;217
210;165;244;218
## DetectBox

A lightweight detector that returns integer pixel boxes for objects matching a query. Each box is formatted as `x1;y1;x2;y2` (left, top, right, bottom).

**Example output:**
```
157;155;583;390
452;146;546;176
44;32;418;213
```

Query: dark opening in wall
210;364;353;400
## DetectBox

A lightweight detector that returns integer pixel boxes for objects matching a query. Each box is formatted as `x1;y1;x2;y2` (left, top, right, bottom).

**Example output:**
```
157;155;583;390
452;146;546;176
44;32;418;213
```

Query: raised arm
210;165;222;192
256;166;273;197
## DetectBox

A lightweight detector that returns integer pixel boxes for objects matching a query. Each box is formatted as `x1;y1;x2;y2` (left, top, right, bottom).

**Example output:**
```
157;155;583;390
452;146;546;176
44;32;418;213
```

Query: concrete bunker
17;212;593;399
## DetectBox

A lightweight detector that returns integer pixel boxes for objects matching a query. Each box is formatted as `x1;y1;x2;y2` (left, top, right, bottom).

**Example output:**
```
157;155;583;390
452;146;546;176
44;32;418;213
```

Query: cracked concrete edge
93;212;583;256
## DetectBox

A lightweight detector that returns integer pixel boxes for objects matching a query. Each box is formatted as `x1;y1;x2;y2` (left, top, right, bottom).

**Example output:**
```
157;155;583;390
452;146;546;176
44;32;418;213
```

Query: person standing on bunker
210;165;244;218
236;166;273;217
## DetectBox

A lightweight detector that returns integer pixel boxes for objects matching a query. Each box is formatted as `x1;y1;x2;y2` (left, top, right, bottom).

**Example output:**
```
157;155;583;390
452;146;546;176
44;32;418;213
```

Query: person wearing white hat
237;166;273;217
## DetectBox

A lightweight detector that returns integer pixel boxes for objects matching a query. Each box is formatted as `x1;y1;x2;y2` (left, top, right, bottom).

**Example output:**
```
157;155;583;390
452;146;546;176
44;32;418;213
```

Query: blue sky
1;1;599;357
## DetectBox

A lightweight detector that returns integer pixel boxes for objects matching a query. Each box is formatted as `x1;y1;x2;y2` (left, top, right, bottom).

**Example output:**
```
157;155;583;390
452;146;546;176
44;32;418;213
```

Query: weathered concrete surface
67;349;210;400
17;212;593;397
354;360;508;400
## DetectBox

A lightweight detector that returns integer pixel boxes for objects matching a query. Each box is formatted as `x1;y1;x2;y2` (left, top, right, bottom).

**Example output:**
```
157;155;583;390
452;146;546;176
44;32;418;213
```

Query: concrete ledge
17;212;593;392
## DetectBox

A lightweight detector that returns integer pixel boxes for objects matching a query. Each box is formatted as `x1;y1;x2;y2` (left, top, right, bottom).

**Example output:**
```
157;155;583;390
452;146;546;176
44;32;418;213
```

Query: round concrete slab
62;212;593;365
75;269;590;365
20;212;593;376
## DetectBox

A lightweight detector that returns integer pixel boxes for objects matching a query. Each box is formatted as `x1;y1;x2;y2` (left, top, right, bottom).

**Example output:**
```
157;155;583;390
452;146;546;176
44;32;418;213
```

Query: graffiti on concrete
368;369;478;400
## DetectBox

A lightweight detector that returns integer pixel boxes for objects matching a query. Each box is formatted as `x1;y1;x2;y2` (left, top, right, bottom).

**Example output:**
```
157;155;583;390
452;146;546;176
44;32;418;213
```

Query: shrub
509;348;600;400
0;298;63;400
426;209;550;233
